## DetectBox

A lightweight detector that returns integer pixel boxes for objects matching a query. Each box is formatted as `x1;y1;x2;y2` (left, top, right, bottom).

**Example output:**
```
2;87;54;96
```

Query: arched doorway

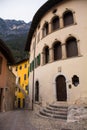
35;81;39;102
56;75;67;101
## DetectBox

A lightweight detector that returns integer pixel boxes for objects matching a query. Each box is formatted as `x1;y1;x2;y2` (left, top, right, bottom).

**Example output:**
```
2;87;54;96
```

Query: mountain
0;18;31;62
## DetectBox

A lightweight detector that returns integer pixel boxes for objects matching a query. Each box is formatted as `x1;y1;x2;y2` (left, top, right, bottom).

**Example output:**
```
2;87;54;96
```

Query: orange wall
0;53;7;88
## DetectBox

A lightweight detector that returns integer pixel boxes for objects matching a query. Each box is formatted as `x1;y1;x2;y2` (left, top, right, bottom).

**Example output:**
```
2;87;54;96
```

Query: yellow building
12;58;29;108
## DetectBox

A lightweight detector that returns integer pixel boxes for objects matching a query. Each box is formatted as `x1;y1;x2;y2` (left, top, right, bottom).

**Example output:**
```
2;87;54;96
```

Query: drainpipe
32;34;36;110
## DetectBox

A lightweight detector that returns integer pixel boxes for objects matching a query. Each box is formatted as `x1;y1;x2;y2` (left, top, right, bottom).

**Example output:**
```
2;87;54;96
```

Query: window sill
41;23;76;41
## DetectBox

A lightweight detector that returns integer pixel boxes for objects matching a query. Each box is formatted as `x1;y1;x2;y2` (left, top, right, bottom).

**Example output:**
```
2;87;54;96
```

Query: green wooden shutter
35;58;37;68
32;60;34;70
38;54;40;66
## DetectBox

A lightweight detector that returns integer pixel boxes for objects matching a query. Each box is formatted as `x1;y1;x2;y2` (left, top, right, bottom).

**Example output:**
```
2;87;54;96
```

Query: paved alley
0;110;87;130
0;110;37;130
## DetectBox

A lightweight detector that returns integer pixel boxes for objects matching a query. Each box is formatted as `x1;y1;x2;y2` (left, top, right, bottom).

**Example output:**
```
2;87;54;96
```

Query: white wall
29;0;87;107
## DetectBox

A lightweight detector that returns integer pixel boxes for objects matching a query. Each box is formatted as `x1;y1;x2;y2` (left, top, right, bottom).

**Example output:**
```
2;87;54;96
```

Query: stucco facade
5;68;16;111
0;39;15;112
12;59;29;108
26;0;87;109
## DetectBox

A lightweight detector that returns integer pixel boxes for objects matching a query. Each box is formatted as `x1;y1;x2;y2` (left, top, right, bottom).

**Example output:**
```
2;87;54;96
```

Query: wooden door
18;98;20;108
35;81;39;102
56;75;67;101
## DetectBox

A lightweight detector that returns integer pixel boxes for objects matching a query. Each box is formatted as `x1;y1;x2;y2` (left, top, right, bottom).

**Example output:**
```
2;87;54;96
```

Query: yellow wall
12;59;29;108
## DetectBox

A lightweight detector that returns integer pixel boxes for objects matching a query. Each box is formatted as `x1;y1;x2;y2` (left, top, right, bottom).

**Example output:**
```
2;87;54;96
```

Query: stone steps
43;108;67;115
39;102;68;120
46;106;67;111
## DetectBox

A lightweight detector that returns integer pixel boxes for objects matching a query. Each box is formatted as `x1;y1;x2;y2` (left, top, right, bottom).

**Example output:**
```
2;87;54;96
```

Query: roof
25;0;64;51
0;39;15;64
13;58;29;65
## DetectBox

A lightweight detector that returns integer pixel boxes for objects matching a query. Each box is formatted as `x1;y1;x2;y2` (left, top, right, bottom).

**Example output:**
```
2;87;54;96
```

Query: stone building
0;39;16;112
25;0;87;110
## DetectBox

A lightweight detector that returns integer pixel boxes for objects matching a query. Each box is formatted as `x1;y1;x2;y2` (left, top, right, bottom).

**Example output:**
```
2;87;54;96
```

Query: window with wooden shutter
66;37;78;57
35;58;37;68
44;46;49;64
37;54;40;66
29;63;31;72
53;42;62;61
63;11;74;26
43;22;49;37
24;74;26;80
32;60;34;71
52;16;60;31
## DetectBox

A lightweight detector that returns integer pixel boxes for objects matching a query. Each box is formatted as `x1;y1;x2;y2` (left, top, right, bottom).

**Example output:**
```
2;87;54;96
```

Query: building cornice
25;0;64;51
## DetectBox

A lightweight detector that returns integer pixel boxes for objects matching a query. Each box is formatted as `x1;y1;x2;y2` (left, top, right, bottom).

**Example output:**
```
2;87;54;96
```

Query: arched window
52;16;60;31
43;22;49;37
53;42;62;61
66;37;78;57
44;46;49;64
63;11;74;26
35;81;39;102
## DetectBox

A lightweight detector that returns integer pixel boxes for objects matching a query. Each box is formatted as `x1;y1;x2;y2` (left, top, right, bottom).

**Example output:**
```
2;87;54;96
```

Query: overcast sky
0;0;47;23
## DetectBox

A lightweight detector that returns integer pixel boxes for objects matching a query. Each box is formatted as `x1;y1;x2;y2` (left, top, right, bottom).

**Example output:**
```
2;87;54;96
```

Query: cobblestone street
0;110;87;130
0;110;37;130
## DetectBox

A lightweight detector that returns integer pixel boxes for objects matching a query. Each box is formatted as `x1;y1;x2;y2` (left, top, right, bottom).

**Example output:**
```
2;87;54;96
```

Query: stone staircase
39;102;68;120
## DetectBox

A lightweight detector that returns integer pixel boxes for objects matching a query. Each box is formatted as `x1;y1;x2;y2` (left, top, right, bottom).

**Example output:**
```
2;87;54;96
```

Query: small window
52;9;57;14
52;16;60;31
72;75;79;86
0;57;3;74
53;42;62;61
19;66;22;70
37;54;40;66
24;64;27;68
30;61;34;72
18;77;20;84
63;11;74;26
44;46;49;64
66;37;78;58
43;22;49;37
24;74;26;80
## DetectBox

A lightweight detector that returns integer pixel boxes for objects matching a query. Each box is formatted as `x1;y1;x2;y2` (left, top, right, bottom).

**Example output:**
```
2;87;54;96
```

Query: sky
0;0;48;23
